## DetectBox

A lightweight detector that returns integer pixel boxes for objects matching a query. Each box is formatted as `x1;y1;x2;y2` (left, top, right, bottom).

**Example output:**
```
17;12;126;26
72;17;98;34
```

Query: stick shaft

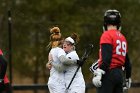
66;66;80;90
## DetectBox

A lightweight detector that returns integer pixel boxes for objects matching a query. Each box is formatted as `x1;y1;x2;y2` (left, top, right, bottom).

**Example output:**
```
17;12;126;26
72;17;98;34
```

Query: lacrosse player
47;27;77;93
91;9;132;93
0;49;10;92
63;33;85;93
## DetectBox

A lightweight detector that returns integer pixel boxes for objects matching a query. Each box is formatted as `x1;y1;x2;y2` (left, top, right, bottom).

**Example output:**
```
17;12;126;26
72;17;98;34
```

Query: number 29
116;40;127;56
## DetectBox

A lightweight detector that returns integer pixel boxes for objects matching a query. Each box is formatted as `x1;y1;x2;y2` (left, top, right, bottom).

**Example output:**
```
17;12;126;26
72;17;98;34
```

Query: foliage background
0;0;140;93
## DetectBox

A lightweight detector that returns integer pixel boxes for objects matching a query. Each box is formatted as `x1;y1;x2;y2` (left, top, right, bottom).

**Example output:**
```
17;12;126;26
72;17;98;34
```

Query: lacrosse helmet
103;9;121;31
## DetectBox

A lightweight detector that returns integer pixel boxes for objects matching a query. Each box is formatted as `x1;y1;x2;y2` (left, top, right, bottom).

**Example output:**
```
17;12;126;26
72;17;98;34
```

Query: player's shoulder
102;30;112;35
56;47;63;50
70;51;78;55
103;30;122;37
51;47;62;50
50;47;63;53
101;30;119;41
120;32;126;37
101;30;112;38
57;47;65;53
67;51;79;59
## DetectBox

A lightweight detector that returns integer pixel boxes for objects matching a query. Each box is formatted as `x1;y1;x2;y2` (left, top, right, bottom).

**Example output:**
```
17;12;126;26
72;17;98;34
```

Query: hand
77;59;84;66
92;68;105;87
92;75;102;87
46;61;52;70
123;78;132;90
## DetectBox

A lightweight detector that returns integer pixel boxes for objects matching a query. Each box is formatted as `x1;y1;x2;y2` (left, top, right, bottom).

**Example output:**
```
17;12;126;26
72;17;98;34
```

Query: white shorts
48;76;66;93
66;86;85;93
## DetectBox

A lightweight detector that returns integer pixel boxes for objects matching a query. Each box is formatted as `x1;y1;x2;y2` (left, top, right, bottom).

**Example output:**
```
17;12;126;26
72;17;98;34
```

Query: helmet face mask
103;9;121;31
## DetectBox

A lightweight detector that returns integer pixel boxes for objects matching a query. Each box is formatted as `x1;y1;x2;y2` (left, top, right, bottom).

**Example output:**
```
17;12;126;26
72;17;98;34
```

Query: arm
100;44;112;71
46;53;64;72
46;53;52;70
51;61;64;72
123;53;132;89
124;53;132;79
92;44;112;87
59;55;77;65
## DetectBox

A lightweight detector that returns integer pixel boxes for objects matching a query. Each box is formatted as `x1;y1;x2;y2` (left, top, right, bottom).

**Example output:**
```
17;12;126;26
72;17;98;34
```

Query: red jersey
98;30;127;69
0;49;3;55
0;49;10;84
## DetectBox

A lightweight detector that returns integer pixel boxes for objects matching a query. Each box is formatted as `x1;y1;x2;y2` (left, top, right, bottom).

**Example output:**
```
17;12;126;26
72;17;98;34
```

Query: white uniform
47;47;66;93
64;51;85;93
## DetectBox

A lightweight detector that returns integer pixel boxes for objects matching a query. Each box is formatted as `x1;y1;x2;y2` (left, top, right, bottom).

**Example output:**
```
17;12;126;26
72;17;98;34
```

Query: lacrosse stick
123;73;128;93
66;44;94;92
122;67;131;93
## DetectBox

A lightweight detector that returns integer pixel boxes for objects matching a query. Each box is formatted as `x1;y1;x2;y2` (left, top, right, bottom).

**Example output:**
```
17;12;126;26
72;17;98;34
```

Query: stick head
81;43;94;60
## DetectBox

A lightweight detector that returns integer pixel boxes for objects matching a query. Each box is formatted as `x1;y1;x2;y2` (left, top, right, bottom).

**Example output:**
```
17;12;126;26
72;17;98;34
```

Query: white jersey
64;51;85;93
47;47;66;93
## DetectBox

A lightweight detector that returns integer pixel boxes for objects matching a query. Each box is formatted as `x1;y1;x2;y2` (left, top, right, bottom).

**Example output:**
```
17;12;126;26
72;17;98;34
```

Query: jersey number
116;40;126;56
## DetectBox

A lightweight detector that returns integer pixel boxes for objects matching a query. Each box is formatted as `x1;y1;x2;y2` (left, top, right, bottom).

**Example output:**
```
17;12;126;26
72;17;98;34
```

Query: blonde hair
48;27;62;48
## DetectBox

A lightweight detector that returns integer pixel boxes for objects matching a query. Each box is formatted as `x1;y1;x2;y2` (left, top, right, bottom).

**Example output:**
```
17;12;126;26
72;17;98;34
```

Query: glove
123;78;132;90
77;59;85;66
92;68;105;87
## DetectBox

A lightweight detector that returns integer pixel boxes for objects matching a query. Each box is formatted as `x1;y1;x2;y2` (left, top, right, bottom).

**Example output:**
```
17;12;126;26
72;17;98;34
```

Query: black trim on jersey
100;44;112;71
124;53;132;79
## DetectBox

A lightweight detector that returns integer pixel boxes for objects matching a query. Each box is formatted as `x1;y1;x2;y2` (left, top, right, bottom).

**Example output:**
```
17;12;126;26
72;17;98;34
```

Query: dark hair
70;33;80;45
